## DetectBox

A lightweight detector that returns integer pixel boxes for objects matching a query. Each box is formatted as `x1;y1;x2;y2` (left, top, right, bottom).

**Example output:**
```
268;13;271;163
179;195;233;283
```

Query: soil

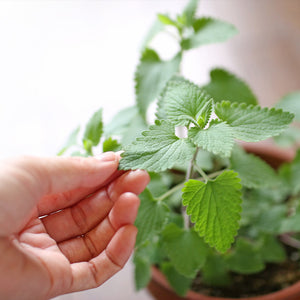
191;246;300;298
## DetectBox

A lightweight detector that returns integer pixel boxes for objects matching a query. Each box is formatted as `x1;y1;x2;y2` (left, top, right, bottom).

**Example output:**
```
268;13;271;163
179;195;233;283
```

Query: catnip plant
59;0;300;297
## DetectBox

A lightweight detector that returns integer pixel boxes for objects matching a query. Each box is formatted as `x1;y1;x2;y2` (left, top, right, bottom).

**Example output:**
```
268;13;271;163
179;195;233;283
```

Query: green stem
156;169;226;202
195;165;209;183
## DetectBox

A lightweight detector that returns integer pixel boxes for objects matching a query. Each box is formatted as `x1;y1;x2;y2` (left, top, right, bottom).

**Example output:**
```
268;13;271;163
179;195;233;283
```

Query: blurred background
0;0;299;299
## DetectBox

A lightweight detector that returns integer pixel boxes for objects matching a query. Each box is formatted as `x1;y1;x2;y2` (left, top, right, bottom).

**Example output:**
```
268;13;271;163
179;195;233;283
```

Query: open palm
0;153;149;300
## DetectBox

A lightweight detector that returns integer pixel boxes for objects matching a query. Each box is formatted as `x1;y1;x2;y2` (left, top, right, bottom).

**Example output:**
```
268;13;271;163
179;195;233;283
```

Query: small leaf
276;91;300;122
181;17;238;50
201;253;231;286
182;171;242;252
104;106;138;136
215;101;294;142
135;48;181;117
202;68;258;105
230;145;278;188
161;223;208;278
57;126;80;156
189;120;234;157
161;262;192;296
133;255;151;290
259;235;286;263
226;238;265;274
158;76;213;126
83;108;103;146
181;0;200;26
119;120;196;172
141;18;164;50
102;137;121;153
135;189;170;247
157;14;178;27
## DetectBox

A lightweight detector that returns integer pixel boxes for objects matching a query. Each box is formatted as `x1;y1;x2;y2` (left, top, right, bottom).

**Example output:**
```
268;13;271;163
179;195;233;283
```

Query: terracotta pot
147;144;299;300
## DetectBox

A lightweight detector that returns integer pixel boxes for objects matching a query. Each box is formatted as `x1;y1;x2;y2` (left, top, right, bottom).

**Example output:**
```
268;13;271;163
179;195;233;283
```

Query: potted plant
58;0;300;298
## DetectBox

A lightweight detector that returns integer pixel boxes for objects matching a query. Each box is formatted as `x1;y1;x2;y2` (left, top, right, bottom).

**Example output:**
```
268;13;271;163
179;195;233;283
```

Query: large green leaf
182;171;242;252
259;235;286;263
135;48;181;117
135;189;170;247
161;262;192;296
226;238;265;274
230;146;277;188
158;76;213;127
181;17;238;50
83;108;103;147
215;101;294;142
202;68;258;105
161;223;208;277
133;255;151;290
189;120;234;157
276;91;300;122
119;120;196;172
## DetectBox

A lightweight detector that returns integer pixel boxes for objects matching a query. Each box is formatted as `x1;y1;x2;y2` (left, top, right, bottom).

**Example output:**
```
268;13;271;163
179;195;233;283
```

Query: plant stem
279;234;300;249
195;165;209;183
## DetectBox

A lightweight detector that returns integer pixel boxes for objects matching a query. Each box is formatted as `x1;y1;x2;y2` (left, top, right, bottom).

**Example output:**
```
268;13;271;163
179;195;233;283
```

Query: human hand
0;152;149;300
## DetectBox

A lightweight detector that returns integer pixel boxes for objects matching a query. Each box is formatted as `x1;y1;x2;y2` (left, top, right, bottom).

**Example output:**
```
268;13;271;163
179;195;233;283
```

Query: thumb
0;152;119;236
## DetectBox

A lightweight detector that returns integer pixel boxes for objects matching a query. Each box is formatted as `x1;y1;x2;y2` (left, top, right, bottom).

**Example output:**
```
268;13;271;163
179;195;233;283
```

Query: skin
0;152;149;300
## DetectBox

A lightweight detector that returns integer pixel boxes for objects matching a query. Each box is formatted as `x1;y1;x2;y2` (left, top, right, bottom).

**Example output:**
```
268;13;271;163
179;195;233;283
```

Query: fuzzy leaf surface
202;68;257;105
119;120;196;172
181;17;238;50
161;262;192;296
189;120;234;157
158;77;213;126
182;171;242;252
135;189;170;247
230;146;277;188
135;48;181;116
161;223;208;277
83;108;103;146
215;101;294;142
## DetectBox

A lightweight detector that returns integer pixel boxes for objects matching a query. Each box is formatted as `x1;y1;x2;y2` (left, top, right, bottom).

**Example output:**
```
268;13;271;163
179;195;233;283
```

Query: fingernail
95;152;116;162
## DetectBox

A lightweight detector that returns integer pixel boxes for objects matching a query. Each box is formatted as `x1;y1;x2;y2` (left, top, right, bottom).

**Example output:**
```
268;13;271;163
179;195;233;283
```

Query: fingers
41;169;149;243
68;225;137;293
0;152;120;236
57;193;140;263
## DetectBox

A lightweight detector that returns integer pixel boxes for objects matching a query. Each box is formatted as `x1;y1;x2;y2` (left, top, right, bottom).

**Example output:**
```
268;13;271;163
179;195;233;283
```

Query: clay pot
147;144;299;300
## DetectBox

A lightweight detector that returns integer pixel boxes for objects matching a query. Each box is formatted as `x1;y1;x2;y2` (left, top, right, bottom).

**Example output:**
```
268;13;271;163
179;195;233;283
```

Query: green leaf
102;137;121;153
273;127;300;147
202;68;258;105
135;189;170;247
161;262;192;296
230;146;278;188
119;120;196;172
157;14;178;27
181;17;238;50
135;49;181;117
189;120;234;157
104;106;138;136
215;101;294;142
57;126;80;156
141;18;164;50
147;172;170;198
280;205;300;233
159;76;213;127
182;171;242;252
181;0;199;26
133;255;151;290
83;108;103;147
226;238;265;274
196;149;214;171
259;235;286;263
161;223;208;277
276;91;300;122
201;253;231;286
